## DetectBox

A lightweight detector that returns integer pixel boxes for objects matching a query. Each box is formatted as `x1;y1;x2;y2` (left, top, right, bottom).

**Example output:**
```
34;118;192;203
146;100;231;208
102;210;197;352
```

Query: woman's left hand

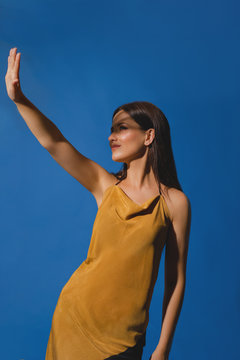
149;349;168;360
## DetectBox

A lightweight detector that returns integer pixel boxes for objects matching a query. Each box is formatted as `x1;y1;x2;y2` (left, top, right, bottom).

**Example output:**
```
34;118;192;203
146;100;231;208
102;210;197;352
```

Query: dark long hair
110;101;182;196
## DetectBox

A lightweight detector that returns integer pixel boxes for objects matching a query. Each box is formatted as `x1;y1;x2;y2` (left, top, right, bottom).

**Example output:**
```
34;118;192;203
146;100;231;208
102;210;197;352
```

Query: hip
104;331;146;360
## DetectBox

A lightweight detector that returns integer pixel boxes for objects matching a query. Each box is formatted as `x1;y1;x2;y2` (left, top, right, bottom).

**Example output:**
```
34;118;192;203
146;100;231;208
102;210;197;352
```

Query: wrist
13;91;26;105
155;345;169;358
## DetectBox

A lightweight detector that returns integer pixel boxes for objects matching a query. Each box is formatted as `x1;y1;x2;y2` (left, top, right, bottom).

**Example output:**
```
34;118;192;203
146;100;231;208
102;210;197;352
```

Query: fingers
7;47;21;82
8;47;18;70
14;52;21;78
12;47;17;61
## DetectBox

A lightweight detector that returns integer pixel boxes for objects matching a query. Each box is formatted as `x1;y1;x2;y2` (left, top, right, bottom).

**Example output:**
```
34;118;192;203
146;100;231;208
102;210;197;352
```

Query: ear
144;128;155;146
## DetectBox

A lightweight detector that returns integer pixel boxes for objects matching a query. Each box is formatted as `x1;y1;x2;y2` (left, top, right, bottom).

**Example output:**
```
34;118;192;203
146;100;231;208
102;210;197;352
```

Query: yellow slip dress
45;181;171;360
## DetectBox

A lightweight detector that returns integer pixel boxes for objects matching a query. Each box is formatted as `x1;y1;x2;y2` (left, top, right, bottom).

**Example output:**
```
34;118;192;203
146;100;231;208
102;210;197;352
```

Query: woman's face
108;109;150;164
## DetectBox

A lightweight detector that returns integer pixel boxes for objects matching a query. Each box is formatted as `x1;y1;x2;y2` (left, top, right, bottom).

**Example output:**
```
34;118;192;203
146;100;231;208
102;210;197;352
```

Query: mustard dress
45;182;171;360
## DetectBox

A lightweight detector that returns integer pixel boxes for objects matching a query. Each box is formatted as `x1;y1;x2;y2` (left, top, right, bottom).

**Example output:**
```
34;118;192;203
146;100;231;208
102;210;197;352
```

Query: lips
111;145;121;148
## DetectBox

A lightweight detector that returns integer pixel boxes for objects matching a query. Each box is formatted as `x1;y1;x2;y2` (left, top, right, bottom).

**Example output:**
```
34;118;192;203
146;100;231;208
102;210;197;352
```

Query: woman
5;47;191;360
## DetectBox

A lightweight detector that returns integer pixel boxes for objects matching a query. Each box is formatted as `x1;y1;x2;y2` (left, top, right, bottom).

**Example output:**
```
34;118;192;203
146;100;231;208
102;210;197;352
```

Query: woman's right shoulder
92;173;118;208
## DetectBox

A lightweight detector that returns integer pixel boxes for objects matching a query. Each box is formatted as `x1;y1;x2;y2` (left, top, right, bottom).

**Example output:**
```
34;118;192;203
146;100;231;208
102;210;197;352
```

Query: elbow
165;276;186;292
41;135;65;153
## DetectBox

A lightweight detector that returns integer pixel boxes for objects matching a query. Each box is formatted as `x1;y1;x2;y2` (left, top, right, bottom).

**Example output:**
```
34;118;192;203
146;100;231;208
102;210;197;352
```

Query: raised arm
5;47;115;205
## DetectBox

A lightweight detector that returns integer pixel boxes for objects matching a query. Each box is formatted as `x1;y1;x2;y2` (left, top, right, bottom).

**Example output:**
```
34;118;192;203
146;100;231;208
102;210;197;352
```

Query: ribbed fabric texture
45;183;171;360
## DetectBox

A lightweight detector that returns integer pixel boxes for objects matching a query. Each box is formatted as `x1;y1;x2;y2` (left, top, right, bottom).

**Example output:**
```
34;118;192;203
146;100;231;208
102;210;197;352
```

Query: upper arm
164;190;191;288
45;137;116;203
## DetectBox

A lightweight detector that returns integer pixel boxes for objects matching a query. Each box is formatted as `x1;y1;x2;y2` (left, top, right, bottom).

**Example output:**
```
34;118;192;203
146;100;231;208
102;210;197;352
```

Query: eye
110;125;128;134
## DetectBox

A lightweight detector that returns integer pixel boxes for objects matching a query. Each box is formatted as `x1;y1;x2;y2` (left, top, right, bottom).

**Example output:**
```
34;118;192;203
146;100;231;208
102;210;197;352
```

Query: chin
112;156;125;163
112;154;128;163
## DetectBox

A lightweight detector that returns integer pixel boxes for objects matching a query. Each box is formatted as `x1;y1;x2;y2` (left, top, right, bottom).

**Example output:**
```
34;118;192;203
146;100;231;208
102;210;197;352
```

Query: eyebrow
110;121;128;132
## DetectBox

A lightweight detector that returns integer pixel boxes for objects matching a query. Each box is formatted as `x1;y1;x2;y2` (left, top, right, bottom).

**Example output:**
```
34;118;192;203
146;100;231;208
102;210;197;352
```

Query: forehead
112;109;135;125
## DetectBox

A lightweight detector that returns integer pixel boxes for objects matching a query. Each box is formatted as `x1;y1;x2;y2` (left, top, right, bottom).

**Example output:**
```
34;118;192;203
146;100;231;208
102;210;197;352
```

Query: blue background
0;1;239;359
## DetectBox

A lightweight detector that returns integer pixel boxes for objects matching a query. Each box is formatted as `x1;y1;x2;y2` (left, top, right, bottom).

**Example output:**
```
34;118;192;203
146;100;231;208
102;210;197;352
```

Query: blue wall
0;1;239;359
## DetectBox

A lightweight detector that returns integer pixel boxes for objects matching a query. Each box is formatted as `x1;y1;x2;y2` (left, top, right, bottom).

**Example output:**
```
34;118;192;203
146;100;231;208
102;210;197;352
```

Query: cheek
120;132;143;149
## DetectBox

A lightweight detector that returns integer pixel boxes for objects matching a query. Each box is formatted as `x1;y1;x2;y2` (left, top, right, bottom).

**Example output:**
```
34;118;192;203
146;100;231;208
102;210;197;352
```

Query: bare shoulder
92;172;118;208
163;187;191;224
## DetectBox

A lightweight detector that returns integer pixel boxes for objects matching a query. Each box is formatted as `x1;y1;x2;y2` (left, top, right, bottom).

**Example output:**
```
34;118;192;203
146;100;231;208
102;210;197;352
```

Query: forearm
156;281;186;357
14;93;64;147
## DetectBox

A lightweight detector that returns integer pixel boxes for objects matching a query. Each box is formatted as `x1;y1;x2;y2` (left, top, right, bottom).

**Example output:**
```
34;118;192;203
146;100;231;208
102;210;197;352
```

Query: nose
108;132;117;142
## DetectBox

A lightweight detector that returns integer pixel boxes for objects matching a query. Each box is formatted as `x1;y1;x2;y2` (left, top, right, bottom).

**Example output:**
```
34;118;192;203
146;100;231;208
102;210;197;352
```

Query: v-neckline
114;184;160;208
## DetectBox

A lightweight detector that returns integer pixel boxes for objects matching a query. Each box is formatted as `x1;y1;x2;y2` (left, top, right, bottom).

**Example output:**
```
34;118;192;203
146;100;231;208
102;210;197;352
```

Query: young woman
5;47;191;360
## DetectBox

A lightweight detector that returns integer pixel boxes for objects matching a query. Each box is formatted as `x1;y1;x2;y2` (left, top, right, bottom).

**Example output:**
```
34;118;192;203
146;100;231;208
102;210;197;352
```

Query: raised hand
5;47;23;103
